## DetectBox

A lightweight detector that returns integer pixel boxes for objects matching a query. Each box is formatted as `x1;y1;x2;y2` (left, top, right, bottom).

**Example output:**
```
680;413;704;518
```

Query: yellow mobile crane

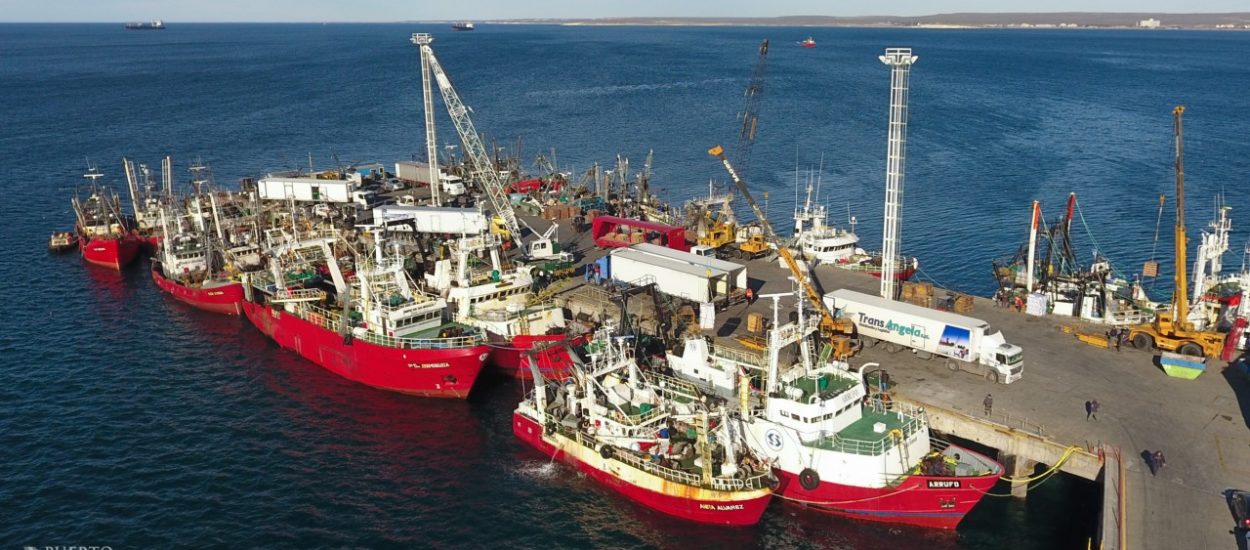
1127;106;1225;357
709;145;857;358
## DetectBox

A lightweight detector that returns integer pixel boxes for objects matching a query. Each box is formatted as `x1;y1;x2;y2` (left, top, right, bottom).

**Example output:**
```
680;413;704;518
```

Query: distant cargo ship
451;21;475;31
125;20;165;30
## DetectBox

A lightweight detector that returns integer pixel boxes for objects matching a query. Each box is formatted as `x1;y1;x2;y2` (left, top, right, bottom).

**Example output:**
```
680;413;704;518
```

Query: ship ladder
890;428;909;478
697;412;714;488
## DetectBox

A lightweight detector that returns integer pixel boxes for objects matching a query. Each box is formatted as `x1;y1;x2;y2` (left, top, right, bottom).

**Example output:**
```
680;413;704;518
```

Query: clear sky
1;0;1245;22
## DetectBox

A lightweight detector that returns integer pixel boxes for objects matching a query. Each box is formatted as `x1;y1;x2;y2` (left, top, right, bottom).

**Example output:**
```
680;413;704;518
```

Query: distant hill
501;13;1250;29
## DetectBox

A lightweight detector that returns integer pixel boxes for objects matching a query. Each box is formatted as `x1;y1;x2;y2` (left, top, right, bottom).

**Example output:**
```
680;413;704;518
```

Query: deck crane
411;33;566;263
1127;106;1225;357
709;145;856;358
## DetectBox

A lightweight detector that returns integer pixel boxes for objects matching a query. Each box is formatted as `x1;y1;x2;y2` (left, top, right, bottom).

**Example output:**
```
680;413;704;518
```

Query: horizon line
3;11;1250;24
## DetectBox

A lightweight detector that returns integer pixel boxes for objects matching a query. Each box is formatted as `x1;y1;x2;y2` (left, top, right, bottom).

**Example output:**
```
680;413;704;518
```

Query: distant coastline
493;13;1250;31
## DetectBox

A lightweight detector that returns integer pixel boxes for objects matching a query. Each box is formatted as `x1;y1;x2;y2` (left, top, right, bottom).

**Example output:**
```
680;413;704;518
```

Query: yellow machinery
490;216;513;248
737;234;771;259
1127;106;1225;357
697;215;737;249
709;145;856;357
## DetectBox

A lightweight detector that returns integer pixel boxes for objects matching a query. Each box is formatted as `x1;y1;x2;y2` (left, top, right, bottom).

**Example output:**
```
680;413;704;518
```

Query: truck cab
981;342;1024;384
352;189;382;208
441;174;467;196
690;245;717;258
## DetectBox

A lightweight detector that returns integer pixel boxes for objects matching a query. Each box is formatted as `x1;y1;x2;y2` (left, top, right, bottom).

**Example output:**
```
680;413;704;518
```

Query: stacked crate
542;204;582;220
901;281;933;308
953;293;975;314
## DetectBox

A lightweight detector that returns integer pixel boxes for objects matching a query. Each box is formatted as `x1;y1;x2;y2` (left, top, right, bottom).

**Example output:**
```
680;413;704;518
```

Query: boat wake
516;461;561;480
527;78;734;98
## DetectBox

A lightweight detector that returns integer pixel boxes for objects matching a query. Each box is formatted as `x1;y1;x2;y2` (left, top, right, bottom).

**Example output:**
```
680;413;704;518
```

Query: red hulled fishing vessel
72;168;141;270
243;233;489;398
514;325;775;524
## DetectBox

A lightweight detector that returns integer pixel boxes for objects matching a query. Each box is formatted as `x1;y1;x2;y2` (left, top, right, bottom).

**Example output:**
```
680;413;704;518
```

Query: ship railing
469;300;557;322
288;303;345;333
609;404;665;426
814;411;927;457
355;328;485;350
1105;308;1147;326
374;298;436;315
709;343;766;369
272;288;327;303
646;372;703;401
610;448;702;487
710;471;775;492
837;249;914;271
610;445;774;492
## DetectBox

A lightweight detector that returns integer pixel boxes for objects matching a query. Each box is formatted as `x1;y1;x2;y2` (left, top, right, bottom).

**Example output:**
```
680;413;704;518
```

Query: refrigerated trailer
824;288;1024;384
602;243;746;304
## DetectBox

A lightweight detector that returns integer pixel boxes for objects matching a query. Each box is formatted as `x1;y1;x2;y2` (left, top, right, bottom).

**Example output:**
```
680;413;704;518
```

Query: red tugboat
242;233;489;398
72;167;141;270
800;37;817;48
513;324;776;525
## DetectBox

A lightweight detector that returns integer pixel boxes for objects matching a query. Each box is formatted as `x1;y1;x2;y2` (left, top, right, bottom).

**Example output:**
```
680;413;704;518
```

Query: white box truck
395;161;466;196
823;288;1024;384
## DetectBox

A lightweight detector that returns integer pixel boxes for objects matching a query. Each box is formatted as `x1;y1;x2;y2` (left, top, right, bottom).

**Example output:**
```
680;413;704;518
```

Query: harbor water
3;23;1248;548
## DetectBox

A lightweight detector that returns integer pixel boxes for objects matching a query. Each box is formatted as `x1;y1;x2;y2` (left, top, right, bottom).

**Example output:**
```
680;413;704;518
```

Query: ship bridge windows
391;310;442;330
469;284;526;305
815;243;854;253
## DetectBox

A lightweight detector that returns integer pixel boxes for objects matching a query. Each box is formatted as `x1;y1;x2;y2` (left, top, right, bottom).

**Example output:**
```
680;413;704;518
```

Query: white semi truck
823;288;1024;384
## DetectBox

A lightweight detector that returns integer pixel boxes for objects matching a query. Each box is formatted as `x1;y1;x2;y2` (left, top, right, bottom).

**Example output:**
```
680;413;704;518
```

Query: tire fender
798;468;821;491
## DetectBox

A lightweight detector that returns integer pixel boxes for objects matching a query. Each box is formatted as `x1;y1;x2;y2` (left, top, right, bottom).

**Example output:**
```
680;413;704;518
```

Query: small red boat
800;37;816;48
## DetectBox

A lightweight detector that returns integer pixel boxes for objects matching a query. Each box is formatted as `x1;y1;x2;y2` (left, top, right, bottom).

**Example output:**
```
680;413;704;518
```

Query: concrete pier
533;218;1250;549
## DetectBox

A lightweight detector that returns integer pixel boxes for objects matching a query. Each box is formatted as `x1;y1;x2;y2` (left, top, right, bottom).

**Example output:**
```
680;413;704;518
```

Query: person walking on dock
983;393;993;416
1149;449;1167;476
1086;399;1099;421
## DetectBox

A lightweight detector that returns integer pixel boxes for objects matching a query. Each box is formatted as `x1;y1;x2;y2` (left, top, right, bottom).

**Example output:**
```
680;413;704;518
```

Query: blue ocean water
3;22;1248;548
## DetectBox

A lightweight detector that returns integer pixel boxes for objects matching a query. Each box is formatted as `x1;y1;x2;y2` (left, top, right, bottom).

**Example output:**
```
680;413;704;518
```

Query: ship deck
811;409;908;455
791;372;858;402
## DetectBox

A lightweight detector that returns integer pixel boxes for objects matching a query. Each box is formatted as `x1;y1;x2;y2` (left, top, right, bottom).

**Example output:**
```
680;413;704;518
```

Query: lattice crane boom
734;39;769;178
415;36;522;246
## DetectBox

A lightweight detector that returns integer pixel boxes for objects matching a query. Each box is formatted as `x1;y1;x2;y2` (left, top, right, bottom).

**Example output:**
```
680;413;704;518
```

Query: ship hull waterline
489;333;577;380
242;300;488;399
79;234;141;270
151;263;245;315
771;447;1002;530
513;412;772;525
